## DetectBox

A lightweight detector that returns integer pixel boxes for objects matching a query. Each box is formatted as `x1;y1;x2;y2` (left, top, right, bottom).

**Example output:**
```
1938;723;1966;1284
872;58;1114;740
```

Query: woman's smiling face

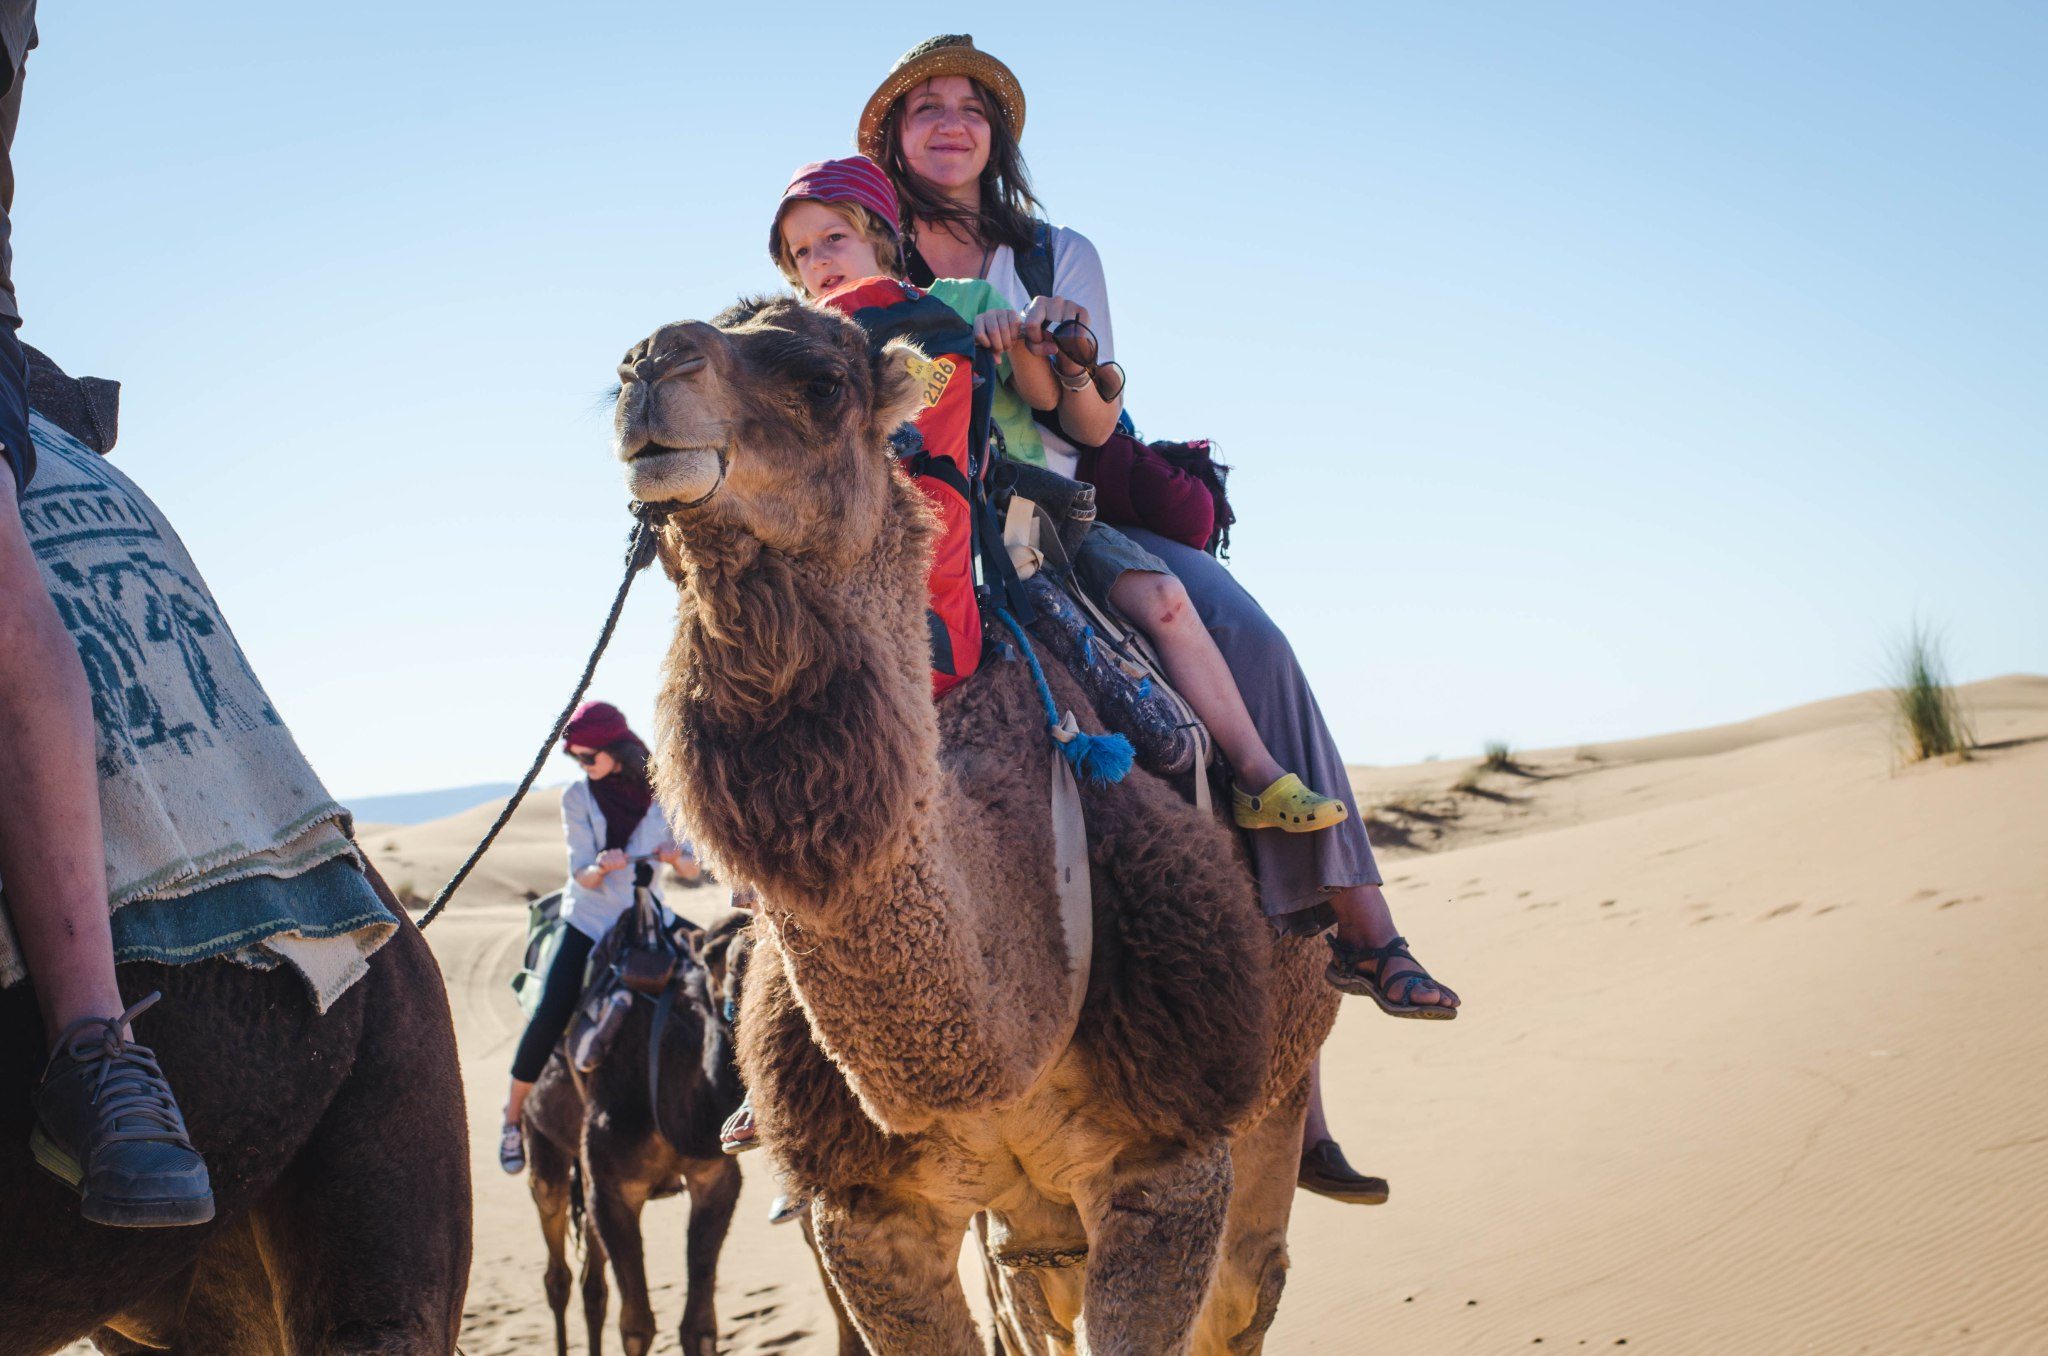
897;75;991;193
778;200;885;299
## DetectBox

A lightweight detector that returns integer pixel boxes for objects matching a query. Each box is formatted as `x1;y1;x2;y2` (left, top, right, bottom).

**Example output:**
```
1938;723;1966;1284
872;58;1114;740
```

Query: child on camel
768;156;1348;833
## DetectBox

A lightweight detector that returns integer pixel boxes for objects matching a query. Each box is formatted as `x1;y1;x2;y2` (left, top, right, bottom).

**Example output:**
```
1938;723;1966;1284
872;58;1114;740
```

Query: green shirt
926;277;1047;468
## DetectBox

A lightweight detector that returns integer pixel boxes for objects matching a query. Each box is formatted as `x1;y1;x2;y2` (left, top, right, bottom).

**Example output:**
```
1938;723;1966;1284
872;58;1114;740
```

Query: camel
521;907;746;1356
0;864;470;1354
611;296;1340;1354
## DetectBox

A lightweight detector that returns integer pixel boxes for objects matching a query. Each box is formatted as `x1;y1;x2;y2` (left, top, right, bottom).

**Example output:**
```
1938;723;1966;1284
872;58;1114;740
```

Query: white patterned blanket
0;414;392;1010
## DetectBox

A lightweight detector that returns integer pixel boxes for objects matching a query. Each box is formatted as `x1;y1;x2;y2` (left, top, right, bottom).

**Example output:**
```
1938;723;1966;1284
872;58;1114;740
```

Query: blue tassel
1060;728;1135;788
990;605;1133;787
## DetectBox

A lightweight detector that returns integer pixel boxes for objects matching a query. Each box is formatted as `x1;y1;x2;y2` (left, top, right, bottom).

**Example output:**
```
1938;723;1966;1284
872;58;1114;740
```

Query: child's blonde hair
770;198;903;290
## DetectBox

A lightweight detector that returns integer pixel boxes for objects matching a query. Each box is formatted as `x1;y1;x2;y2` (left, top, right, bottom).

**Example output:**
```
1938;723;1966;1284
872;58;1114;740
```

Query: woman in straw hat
858;36;1460;1204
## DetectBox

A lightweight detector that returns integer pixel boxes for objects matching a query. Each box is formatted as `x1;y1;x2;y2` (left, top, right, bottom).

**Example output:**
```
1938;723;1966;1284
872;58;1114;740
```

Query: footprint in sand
1760;902;1802;920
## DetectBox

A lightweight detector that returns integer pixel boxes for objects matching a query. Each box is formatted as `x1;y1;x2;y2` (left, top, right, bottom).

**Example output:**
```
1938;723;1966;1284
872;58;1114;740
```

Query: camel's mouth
622;442;728;508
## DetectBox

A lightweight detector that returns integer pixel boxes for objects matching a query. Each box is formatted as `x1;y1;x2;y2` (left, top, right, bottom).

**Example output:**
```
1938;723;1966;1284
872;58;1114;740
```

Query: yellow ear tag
903;353;960;408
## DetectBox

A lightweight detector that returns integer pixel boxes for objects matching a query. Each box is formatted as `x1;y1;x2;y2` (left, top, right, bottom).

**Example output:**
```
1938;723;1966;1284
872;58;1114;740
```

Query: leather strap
646;979;677;1142
1048;727;1093;1037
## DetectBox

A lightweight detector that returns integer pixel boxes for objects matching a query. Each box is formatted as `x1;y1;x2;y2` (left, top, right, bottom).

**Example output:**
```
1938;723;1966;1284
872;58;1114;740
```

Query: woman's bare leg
1109;570;1287;790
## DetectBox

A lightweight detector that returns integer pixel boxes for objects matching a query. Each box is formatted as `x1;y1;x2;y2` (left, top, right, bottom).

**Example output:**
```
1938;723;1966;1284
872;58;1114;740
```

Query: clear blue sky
15;3;2044;798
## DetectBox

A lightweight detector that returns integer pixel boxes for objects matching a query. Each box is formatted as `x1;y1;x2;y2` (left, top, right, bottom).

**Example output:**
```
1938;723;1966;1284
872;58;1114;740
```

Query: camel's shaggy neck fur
653;476;1062;1132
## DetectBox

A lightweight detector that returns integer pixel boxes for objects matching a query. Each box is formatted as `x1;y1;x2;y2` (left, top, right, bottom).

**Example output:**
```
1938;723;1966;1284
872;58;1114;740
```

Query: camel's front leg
585;1176;657;1356
679;1157;741;1356
525;1131;577;1356
1074;1142;1234;1356
1193;1078;1312;1354
580;1205;610;1356
811;1188;980;1355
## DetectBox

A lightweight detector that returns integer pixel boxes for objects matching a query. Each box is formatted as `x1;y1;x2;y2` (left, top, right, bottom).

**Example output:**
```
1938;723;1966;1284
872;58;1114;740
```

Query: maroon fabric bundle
1075;431;1218;552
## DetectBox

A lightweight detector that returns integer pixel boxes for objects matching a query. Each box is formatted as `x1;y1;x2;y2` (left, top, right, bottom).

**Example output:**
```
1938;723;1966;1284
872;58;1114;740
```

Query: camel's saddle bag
618;863;682;995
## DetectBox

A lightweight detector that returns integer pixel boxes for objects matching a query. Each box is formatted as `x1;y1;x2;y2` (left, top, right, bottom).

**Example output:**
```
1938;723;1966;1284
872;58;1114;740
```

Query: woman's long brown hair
879;76;1041;255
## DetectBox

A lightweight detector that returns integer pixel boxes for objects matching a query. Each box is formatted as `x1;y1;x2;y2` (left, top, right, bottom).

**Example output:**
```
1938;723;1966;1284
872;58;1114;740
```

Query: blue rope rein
991;606;1134;788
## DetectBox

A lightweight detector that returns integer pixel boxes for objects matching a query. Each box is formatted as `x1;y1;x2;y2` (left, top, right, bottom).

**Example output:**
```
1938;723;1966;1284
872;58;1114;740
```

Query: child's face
780;201;885;299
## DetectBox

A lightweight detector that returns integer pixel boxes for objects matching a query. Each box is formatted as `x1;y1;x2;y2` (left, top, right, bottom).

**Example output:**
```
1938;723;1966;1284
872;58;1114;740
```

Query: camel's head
614;295;925;558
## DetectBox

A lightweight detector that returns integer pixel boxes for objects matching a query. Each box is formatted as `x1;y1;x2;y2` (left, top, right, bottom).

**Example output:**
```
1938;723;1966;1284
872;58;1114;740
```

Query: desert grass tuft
1482;739;1517;772
1890;623;1972;763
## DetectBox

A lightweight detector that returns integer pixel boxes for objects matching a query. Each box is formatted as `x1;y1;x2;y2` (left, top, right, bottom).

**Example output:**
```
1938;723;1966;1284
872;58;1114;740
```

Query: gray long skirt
1119;527;1381;935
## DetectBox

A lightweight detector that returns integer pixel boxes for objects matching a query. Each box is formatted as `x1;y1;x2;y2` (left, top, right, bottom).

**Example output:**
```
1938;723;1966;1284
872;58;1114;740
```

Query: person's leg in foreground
0;372;214;1226
0;17;212;1227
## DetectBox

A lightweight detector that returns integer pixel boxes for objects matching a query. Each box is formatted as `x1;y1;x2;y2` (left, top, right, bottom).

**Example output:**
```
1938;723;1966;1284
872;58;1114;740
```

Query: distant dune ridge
328;676;2046;1354
345;782;521;827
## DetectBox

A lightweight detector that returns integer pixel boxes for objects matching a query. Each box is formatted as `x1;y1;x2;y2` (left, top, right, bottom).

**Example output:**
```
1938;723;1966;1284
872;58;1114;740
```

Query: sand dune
346;676;2048;1351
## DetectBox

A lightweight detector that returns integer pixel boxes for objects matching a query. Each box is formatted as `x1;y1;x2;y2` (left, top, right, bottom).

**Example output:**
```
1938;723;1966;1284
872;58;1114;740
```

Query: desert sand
350;674;2048;1354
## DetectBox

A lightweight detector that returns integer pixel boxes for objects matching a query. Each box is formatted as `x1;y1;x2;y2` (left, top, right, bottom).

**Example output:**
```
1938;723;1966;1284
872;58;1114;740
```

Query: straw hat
856;35;1026;163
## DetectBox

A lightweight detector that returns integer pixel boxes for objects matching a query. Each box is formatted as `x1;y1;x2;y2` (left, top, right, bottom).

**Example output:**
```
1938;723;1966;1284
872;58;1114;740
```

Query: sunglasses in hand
1049;318;1126;402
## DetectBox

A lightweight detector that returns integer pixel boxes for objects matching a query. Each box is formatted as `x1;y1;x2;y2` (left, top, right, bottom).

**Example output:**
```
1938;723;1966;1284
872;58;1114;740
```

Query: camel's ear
870;338;929;443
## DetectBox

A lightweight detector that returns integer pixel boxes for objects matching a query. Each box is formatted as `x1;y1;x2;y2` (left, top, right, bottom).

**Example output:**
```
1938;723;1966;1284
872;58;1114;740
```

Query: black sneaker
30;992;215;1228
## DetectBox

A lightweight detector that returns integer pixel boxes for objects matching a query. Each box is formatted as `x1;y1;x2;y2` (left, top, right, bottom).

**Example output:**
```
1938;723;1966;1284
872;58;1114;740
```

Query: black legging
510;927;595;1083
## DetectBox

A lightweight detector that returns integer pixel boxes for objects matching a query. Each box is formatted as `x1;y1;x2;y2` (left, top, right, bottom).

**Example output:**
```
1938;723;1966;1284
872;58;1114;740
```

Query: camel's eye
807;376;843;403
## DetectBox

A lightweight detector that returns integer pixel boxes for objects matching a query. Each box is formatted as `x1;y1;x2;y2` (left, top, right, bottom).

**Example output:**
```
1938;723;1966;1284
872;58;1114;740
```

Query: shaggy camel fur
521;908;744;1356
612;297;1340;1354
0;863;470;1354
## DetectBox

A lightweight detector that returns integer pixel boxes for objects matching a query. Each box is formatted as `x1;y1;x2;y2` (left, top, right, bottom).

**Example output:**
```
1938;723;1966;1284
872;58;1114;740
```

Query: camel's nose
617;321;721;388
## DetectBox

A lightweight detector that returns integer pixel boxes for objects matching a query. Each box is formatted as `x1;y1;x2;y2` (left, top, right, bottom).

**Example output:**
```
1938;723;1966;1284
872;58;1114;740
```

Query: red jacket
819;276;982;698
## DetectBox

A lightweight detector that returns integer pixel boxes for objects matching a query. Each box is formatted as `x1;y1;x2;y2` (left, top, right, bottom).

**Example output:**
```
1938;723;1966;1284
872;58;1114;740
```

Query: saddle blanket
0;414;393;1010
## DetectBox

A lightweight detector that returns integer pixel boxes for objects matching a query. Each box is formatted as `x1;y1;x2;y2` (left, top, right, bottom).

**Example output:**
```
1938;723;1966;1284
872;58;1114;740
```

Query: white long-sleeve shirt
559;778;683;942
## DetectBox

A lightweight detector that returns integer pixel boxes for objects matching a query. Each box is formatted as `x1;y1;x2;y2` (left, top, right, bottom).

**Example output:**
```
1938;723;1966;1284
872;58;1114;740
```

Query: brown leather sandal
1326;934;1459;1019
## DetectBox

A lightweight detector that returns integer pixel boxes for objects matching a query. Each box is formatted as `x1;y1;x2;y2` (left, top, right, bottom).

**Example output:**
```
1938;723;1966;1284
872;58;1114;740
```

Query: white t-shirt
981;224;1114;479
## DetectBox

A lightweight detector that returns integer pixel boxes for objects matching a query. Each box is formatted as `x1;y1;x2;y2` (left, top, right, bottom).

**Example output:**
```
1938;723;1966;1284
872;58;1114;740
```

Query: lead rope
414;503;668;929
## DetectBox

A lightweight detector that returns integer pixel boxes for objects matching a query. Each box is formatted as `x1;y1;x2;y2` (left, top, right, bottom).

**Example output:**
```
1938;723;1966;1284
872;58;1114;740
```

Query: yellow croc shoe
1233;773;1351;833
